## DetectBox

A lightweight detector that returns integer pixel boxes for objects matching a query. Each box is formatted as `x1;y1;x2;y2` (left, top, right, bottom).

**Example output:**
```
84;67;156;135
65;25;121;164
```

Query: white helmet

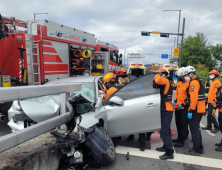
177;67;186;77
185;66;196;75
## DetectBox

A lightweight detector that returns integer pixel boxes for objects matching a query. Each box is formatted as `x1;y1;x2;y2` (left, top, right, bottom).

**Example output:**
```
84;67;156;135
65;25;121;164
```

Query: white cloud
1;0;222;65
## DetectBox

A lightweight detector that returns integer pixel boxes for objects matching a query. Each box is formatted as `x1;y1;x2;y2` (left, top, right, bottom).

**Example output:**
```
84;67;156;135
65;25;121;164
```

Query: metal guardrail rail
0;83;82;153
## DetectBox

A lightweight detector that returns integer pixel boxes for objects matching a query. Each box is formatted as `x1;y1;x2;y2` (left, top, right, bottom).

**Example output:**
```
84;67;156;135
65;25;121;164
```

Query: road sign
152;31;160;34
129;53;141;58
174;48;180;56
173;61;178;66
161;54;168;59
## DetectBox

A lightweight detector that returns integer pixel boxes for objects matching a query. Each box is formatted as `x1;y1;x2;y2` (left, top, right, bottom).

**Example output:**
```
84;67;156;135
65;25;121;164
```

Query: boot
215;143;222;147
186;149;200;156
201;126;212;130
156;146;166;152
215;146;222;152
159;149;174;160
174;142;184;147
211;128;220;133
126;134;134;141
172;138;180;143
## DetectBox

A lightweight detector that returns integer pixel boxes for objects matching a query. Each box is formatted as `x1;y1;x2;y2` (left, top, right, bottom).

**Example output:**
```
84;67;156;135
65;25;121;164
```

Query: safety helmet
177;67;186;76
185;66;196;75
159;68;169;76
209;70;219;76
103;73;116;84
120;68;127;73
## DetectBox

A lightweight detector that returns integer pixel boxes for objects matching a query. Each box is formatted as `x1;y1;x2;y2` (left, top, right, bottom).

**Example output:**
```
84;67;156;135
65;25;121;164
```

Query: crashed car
8;74;161;137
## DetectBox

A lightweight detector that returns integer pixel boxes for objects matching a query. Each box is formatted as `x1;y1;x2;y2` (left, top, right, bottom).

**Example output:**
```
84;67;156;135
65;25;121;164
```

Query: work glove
172;102;176;106
178;104;182;109
212;109;216;117
188;112;192;119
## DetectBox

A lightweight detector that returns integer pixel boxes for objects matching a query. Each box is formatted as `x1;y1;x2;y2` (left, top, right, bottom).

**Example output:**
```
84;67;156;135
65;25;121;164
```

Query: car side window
111;74;159;101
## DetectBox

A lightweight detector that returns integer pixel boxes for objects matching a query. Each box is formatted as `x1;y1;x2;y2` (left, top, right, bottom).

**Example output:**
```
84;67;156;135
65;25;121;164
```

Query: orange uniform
174;81;190;109
102;87;118;104
154;74;173;111
189;77;206;113
208;79;221;107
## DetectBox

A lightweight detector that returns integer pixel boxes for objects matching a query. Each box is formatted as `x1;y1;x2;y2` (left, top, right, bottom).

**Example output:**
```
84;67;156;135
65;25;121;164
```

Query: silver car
8;74;161;137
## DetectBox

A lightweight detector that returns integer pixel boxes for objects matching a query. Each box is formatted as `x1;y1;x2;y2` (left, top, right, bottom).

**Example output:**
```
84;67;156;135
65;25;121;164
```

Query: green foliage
180;33;213;70
179;32;222;80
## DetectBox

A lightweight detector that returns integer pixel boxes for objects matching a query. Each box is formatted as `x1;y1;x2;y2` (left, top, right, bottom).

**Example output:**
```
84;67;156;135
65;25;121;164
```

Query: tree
169;57;174;64
180;33;213;69
210;44;222;71
196;63;209;81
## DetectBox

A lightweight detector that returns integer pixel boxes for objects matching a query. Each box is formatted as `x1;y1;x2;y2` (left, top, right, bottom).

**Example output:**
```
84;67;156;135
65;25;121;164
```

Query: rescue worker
184;66;205;156
119;68;130;84
202;70;221;133
102;73;120;104
172;67;189;147
215;86;222;151
102;73;121;147
154;68;174;160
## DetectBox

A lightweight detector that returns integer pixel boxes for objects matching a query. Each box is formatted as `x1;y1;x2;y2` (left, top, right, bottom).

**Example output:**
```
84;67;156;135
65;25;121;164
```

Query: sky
1;0;222;65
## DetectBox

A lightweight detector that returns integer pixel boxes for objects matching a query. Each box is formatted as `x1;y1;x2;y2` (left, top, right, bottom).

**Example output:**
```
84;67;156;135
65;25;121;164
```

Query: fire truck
0;14;122;86
0;14;122;114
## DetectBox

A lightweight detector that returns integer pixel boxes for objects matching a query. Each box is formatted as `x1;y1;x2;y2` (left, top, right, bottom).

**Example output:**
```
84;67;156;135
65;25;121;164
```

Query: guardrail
0;83;82;153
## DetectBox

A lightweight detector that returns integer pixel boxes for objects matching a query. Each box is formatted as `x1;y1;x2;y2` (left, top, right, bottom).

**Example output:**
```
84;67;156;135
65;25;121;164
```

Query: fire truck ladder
30;43;41;85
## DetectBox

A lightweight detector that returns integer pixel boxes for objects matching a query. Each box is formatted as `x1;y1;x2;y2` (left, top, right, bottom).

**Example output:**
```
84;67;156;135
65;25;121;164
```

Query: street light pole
163;10;181;48
179;18;186;68
34;13;48;20
124;47;126;67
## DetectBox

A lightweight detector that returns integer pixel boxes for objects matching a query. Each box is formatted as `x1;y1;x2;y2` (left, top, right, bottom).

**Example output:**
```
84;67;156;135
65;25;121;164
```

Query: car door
103;74;161;137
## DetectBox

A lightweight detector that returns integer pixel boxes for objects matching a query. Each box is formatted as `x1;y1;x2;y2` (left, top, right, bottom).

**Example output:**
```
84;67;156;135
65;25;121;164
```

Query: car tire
98;127;116;166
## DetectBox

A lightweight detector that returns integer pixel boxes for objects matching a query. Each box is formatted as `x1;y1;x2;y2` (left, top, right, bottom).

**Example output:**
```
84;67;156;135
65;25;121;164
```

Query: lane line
200;122;216;136
116;146;222;169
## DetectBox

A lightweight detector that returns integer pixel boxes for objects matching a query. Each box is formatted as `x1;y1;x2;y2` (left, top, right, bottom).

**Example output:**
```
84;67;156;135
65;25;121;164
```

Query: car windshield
26;82;95;102
70;82;95;102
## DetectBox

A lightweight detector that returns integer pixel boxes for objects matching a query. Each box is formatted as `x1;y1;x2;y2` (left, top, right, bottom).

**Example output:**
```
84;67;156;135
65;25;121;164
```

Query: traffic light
160;33;169;37
141;31;151;36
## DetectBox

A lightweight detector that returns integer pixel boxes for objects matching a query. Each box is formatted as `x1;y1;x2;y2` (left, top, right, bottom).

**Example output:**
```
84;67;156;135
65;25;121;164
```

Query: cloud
1;0;222;65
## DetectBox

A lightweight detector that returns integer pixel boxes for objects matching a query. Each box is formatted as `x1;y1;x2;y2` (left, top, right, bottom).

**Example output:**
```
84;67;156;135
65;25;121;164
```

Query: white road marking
116;146;222;169
200;122;216;136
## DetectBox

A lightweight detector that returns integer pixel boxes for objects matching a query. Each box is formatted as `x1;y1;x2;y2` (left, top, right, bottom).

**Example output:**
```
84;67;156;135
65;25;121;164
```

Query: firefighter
102;73;120;104
202;70;221;133
216;86;222;152
154;68;174;160
119;68;130;84
184;66;205;156
172;67;189;147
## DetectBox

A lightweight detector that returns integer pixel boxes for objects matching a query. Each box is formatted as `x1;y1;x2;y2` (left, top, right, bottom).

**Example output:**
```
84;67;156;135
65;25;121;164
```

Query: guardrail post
60;92;70;130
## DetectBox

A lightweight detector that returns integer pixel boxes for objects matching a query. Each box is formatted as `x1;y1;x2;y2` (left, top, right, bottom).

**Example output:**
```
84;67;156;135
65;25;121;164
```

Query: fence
0;83;82;153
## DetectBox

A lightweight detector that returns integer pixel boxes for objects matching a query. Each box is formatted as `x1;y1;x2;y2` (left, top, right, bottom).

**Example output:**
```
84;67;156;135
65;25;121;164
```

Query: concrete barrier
0;131;63;170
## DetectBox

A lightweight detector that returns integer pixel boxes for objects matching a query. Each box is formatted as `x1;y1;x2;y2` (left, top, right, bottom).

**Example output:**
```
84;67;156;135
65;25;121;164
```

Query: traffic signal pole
179;18;185;68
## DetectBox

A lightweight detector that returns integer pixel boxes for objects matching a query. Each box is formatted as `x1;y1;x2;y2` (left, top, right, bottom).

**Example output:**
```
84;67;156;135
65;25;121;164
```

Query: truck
0;14;122;115
163;64;179;89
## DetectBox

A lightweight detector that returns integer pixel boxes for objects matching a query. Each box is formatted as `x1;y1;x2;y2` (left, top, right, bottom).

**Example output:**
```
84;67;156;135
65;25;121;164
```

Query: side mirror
109;96;124;106
120;54;123;58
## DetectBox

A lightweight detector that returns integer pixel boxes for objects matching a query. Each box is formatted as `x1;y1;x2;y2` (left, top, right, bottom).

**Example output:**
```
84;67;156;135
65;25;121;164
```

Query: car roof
46;76;101;84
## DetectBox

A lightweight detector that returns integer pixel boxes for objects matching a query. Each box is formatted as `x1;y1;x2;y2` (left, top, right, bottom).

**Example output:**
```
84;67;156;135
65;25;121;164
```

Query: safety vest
159;79;173;102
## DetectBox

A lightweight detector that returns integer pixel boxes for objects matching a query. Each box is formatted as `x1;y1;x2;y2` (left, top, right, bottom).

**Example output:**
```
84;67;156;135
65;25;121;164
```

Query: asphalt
1;90;222;170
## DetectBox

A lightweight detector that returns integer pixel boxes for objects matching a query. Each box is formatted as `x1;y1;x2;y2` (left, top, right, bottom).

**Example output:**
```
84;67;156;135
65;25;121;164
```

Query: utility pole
179;18;185;68
124;47;126;67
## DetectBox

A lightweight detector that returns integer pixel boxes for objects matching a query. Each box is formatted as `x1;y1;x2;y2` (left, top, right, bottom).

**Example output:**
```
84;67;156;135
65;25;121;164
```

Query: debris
126;152;129;160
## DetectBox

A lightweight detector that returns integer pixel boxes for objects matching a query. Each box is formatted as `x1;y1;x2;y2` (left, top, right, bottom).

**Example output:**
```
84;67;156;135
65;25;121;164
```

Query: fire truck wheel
0;102;12;115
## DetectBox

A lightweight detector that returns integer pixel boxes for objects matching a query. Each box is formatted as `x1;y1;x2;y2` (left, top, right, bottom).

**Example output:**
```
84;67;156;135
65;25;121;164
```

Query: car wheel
98;127;116;166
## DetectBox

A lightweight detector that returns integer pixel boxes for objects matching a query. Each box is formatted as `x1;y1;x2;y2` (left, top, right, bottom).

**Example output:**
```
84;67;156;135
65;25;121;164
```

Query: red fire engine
0;14;122;115
0;14;122;86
